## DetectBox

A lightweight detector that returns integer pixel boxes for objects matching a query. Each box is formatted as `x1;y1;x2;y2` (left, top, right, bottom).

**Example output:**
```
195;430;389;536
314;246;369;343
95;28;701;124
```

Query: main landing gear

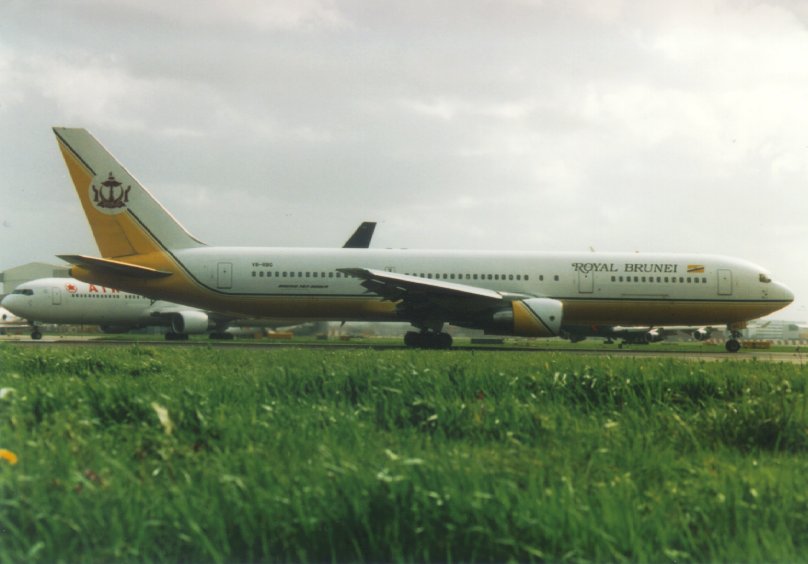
725;329;742;353
404;330;453;349
209;331;235;340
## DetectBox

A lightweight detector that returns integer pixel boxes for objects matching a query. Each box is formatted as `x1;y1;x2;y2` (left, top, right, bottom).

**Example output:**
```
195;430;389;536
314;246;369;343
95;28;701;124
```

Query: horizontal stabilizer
58;254;173;279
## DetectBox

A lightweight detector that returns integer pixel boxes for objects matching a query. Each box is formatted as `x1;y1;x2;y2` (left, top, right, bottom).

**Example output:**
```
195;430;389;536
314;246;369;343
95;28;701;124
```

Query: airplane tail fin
342;221;377;248
53;127;205;258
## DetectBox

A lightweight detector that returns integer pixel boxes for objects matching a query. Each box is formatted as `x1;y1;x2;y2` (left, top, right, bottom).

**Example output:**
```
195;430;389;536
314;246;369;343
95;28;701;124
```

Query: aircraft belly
562;299;781;326
224;296;399;321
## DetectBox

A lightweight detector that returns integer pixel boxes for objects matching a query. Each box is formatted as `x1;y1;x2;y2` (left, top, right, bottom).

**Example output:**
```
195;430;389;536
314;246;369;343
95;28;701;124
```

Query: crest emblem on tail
91;172;131;213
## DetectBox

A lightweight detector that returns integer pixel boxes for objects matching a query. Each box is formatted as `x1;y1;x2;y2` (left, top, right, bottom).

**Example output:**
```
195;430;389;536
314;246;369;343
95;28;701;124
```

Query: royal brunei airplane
1;222;378;340
52;127;794;352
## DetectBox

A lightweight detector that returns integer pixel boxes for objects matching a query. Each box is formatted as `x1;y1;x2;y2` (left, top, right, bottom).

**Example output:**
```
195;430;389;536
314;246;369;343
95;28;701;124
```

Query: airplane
0;222;378;340
51;127;794;352
2;277;298;340
565;324;716;346
342;221;376;249
0;307;27;335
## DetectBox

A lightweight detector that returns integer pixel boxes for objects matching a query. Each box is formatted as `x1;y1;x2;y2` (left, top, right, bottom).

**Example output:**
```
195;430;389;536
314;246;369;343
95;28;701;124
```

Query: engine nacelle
692;328;711;341
645;329;664;343
169;311;210;334
486;298;563;337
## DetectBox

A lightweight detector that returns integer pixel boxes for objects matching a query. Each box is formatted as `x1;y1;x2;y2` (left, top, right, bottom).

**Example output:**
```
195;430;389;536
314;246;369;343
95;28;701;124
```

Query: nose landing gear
725;329;743;353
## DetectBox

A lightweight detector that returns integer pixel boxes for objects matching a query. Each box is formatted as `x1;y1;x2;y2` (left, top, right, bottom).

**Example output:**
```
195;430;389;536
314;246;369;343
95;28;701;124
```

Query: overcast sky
2;0;806;320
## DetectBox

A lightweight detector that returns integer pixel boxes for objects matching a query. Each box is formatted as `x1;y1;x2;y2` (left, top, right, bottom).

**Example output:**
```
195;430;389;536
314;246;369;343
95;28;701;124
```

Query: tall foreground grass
0;345;807;562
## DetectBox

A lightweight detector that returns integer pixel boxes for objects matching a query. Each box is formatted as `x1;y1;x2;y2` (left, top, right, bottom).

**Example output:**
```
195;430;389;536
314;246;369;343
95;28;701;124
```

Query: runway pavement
2;334;807;364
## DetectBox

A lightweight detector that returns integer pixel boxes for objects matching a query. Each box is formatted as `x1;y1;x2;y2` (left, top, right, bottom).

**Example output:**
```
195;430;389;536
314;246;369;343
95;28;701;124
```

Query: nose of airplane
779;281;795;304
781;284;794;303
1;292;26;315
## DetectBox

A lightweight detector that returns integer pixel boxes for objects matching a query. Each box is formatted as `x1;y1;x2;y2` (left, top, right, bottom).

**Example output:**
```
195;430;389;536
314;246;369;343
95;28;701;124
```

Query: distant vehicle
1;222;377;340
52;127;794;351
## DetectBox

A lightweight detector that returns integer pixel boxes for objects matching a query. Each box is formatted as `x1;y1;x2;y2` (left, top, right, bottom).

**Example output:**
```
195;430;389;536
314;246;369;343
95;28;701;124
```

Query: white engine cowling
645;329;663;343
170;311;210;334
692;328;711;341
488;298;563;337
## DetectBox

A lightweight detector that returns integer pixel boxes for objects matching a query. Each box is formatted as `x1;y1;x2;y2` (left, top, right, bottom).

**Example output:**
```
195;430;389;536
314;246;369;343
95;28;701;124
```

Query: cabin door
717;269;733;296
578;271;594;294
217;262;233;289
51;287;62;305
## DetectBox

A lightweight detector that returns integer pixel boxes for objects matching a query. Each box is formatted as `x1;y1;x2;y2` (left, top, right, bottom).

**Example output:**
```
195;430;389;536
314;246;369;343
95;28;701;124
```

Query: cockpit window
759;274;772;283
12;289;33;296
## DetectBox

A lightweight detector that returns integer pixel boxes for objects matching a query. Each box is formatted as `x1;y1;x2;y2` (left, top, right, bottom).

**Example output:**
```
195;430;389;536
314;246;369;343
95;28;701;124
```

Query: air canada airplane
1;277;300;340
1;222;377;340
52;127;794;352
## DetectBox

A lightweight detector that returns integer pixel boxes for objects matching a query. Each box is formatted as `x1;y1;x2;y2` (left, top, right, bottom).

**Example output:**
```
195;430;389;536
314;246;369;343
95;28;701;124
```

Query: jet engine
485;298;563;337
645;329;664;343
169;311;211;334
692;328;712;341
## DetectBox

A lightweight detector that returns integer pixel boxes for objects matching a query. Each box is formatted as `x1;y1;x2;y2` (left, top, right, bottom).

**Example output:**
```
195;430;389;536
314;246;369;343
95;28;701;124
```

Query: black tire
31;330;42;340
725;339;741;353
437;332;453;349
404;331;422;348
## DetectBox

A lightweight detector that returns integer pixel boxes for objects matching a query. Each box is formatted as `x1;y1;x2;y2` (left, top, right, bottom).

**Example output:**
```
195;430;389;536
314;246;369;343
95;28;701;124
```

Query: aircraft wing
338;267;530;324
339;268;506;301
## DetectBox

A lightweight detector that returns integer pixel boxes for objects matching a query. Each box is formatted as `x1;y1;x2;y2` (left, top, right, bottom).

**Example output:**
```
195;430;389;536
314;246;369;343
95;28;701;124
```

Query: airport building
0;262;70;295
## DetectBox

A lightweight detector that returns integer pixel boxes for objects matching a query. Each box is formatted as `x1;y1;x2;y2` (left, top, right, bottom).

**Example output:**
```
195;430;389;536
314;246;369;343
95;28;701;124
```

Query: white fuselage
1;278;165;327
81;248;793;328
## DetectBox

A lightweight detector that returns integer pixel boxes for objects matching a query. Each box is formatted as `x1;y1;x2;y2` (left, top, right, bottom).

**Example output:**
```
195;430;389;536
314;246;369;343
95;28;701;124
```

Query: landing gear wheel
725;339;741;353
209;332;234;340
404;331;422;348
31;329;42;340
403;331;453;349
436;332;453;349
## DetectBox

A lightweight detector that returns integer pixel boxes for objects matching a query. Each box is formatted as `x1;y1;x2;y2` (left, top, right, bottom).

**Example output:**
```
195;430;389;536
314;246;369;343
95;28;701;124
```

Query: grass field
1;343;807;562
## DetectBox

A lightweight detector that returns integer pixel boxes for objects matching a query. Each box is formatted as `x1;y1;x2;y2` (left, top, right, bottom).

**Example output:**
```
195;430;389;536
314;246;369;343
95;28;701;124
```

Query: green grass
1;344;807;562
